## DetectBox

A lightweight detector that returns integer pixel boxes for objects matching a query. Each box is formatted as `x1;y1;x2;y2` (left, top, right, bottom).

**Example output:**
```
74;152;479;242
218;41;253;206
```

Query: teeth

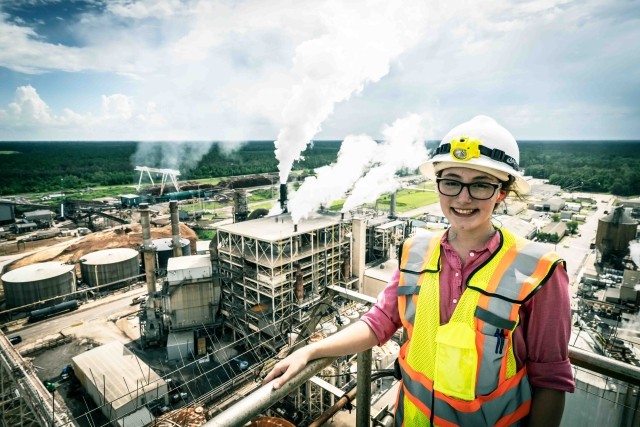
454;208;474;214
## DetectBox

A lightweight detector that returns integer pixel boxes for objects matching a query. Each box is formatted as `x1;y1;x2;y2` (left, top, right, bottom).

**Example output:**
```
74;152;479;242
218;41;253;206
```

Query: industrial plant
1;177;639;427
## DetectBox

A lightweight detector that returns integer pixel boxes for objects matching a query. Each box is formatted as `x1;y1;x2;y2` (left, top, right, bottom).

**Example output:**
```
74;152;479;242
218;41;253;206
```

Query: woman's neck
446;224;496;259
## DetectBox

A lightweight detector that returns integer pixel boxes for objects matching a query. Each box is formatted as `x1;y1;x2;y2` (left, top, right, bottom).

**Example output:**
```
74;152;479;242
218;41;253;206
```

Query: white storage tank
2;262;76;308
80;248;139;288
153;237;191;270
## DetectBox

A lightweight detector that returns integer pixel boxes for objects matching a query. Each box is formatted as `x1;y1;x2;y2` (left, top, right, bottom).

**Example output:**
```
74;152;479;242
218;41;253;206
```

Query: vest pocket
434;322;477;401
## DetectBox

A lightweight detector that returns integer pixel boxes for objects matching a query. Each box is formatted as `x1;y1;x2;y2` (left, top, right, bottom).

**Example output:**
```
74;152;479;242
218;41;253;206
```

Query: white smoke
341;113;430;211
132;141;214;172
287;112;430;222
288;134;379;223
630;240;640;290
630;240;640;267
273;0;428;184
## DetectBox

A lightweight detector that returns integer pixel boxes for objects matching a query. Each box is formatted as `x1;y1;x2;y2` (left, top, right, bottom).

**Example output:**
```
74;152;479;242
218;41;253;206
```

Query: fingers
262;364;284;384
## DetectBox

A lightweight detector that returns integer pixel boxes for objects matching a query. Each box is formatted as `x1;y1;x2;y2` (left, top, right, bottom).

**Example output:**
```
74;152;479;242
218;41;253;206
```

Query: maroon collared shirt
361;230;576;392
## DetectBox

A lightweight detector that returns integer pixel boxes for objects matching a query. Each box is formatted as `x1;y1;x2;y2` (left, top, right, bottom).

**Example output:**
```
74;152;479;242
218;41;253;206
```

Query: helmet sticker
449;137;481;162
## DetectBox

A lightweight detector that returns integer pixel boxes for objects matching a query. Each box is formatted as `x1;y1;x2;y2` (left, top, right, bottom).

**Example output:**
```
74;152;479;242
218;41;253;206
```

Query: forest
0;140;638;197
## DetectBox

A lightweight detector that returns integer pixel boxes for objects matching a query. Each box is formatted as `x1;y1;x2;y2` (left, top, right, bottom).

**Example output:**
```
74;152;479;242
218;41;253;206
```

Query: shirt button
455;272;459;277
469;251;475;257
453;299;458;304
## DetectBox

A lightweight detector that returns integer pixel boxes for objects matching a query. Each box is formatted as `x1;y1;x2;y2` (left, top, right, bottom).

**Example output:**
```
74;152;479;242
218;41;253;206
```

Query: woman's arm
263;320;379;389
528;387;565;427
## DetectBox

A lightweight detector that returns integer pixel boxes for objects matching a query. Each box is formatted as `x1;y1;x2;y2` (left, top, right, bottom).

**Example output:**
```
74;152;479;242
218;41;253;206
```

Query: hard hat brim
420;156;531;195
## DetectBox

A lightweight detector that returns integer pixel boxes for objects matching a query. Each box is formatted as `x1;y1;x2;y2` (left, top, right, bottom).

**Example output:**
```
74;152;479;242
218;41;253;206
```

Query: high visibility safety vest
395;228;564;427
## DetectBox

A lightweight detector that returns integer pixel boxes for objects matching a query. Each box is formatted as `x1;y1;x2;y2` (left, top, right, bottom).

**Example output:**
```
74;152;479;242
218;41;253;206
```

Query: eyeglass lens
437;179;499;200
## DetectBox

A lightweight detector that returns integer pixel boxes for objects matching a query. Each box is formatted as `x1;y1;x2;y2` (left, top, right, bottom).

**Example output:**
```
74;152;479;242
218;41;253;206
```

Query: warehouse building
71;341;169;426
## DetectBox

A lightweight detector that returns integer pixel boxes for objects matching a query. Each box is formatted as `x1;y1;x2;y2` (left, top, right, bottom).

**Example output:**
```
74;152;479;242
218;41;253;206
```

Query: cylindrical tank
2;262;76;308
322;322;338;336
309;331;325;342
247;417;295;427
80;248;140;288
595;207;638;260
153;237;191;271
345;308;360;323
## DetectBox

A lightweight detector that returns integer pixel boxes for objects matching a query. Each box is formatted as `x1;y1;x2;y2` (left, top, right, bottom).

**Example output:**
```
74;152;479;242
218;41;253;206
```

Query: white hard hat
420;115;530;195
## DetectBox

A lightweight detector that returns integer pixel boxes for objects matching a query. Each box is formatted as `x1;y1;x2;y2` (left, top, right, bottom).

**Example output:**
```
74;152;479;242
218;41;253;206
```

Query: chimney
294;263;304;302
294;224;298;233
341;212;345;221
279;183;288;213
389;191;397;219
169;201;182;257
139;203;156;295
351;217;366;291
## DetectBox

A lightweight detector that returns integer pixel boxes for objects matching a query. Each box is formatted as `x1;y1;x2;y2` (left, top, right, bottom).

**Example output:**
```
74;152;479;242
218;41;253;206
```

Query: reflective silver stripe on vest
475;234;556;395
399;233;434;327
433;375;532;426
400;361;531;426
401;233;435;277
398;286;420;326
395;386;405;427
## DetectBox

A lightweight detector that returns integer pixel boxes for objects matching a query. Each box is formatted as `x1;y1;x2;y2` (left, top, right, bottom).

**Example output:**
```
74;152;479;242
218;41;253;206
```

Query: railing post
356;348;372;426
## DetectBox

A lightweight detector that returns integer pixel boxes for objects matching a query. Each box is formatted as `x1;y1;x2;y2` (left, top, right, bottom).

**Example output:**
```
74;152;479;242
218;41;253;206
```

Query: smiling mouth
452;208;477;215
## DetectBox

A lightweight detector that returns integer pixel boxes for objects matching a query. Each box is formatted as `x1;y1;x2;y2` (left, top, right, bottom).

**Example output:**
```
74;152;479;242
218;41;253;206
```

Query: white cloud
0;0;637;141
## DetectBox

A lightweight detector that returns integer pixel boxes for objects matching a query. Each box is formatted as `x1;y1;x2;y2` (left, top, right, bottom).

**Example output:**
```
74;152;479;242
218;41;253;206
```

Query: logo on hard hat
449;137;481;162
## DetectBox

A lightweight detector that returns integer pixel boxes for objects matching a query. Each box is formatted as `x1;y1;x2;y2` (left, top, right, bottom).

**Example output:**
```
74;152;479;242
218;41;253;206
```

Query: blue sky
0;0;638;142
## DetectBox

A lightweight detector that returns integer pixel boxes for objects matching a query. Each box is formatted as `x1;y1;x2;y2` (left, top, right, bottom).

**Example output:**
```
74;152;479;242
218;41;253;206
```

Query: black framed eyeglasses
436;178;502;200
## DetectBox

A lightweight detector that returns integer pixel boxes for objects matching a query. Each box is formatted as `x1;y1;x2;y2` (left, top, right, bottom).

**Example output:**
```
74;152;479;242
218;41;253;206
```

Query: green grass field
328;186;438;213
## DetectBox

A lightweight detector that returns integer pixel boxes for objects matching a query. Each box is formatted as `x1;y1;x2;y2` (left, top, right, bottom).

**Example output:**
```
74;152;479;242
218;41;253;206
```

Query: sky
0;0;639;143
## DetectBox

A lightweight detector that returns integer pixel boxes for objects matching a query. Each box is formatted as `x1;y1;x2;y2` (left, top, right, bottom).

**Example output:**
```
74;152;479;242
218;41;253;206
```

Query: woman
264;115;575;426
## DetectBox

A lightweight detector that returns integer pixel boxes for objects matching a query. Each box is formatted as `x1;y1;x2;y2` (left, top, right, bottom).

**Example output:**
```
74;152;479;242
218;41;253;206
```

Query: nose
456;185;474;202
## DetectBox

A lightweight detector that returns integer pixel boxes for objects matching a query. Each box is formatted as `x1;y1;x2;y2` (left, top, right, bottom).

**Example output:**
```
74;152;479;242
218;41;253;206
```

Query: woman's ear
497;190;507;202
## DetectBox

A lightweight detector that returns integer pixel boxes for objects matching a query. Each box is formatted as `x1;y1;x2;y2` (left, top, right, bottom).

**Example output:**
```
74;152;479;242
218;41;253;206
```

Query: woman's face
437;167;503;235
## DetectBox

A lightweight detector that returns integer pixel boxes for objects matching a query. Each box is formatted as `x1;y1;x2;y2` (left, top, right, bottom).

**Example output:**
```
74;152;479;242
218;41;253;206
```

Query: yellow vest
395;228;564;427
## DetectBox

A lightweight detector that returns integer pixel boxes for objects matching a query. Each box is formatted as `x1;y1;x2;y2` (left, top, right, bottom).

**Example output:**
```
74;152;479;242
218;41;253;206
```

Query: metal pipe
204;357;335;427
309;385;358;427
203;346;640;427
356;349;372;426
169;200;182;257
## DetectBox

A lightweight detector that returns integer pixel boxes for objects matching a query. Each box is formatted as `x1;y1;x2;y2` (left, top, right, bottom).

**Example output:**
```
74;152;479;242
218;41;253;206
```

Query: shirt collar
440;228;502;255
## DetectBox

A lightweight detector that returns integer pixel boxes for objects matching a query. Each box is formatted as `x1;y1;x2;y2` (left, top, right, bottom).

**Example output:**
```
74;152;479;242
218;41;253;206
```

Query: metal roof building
71;341;168;426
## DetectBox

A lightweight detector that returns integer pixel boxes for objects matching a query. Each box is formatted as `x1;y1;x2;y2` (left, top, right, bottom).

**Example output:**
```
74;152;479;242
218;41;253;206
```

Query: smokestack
295;263;304;303
279;183;288;213
389;192;397;219
139;203;156;295
169;201;182;257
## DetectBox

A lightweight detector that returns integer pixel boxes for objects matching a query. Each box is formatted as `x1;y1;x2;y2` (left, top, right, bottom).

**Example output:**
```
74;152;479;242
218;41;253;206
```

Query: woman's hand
263;346;314;389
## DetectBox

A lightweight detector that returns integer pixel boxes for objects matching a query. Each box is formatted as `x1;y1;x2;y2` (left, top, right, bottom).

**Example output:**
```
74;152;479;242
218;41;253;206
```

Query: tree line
0;140;638;197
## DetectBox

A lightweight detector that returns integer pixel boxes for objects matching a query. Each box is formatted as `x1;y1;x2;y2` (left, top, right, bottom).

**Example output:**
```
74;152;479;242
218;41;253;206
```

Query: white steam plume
288;134;378;223
341;113;430;211
132;141;213;172
273;0;428;184
630;240;640;290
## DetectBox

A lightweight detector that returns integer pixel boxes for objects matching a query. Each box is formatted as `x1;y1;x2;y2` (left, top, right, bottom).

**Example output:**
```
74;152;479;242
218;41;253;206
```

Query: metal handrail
204;347;640;427
205;357;335;427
